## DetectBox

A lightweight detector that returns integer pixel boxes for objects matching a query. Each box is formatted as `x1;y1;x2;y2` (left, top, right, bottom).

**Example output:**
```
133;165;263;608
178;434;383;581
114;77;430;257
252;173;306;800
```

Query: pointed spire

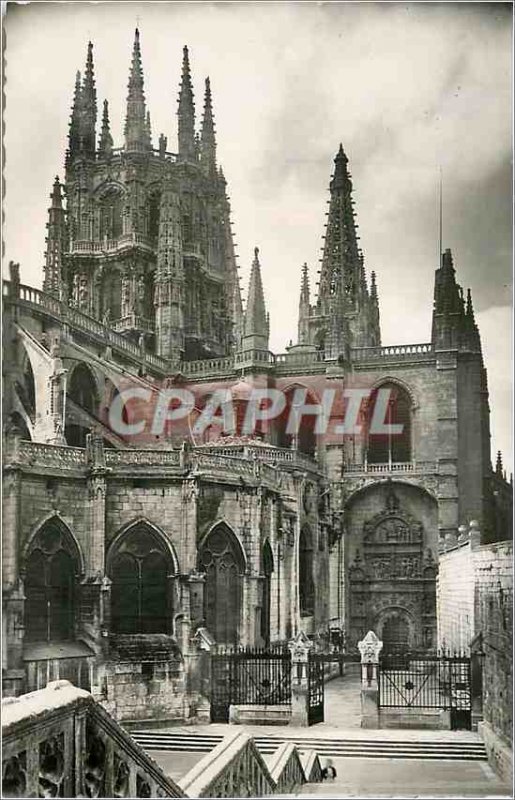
43;176;66;297
243;247;269;349
466;288;475;321
300;262;310;302
124;28;151;152
370;270;378;301
177;45;196;161
298;263;311;345
67;70;82;165
146;110;153;147
200;76;216;174
81;41;97;156
496;451;503;476
98;99;113;157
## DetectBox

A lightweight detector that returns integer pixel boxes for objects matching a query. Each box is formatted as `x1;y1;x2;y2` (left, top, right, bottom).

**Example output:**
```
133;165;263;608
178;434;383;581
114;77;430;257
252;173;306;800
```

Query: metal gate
378;651;472;730
307;653;325;725
210;648;291;723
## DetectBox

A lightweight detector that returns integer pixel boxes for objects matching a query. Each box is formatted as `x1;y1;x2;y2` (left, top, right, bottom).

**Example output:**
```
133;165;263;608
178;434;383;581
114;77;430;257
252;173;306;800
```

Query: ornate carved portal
348;487;437;653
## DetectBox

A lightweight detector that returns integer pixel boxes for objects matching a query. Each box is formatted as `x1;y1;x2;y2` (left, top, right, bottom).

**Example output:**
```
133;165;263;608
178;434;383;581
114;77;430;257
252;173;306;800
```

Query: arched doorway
108;523;174;634
260;540;274;646
382;613;410;654
198;524;245;645
24;519;80;642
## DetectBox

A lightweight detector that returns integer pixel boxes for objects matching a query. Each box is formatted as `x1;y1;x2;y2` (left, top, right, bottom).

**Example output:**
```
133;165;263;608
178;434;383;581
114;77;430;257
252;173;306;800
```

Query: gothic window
99;190;123;240
198;524;245;645
260;540;274;646
367;382;412;464
299;527;315;616
148;192;161;241
109;525;173;634
25;520;80;642
276;387;317;458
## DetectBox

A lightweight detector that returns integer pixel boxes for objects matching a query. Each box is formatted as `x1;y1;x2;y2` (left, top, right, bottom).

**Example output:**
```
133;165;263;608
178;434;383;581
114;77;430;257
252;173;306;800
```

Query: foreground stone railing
178;729;319;798
2;681;185;798
265;742;306;794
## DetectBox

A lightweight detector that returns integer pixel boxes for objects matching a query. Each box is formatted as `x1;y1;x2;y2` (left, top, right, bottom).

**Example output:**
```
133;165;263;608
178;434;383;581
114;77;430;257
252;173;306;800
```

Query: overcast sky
3;1;513;473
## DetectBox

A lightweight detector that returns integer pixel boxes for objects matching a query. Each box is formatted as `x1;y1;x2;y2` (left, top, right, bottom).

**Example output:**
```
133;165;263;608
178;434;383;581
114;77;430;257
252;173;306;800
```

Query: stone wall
474;541;512;746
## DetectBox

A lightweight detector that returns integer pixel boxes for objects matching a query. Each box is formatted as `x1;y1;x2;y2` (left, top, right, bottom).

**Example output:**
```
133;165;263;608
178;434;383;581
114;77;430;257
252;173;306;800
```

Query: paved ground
142;670;512;797
151;751;510;797
296;757;511;797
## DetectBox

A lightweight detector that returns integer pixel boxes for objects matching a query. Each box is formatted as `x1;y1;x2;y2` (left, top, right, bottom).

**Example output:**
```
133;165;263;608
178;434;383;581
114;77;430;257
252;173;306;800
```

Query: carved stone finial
357;630;383;664
288;630;313;661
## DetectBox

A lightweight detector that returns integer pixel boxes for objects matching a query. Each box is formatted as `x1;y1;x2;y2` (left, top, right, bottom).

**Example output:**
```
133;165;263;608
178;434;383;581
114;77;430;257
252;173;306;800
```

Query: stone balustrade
69;233;154;255
178;729;318;797
12;441;291;491
1;681;185;798
351;343;434;362
198;443;319;474
265;742;306;794
343;461;438;475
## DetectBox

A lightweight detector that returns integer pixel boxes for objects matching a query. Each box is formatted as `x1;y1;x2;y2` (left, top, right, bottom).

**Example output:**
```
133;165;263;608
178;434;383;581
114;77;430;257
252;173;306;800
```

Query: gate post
288;631;313;727
358;630;383;729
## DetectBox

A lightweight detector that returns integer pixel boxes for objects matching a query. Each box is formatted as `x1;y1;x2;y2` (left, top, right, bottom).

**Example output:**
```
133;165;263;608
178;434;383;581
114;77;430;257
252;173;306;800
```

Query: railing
234;349;276;367
266;743;306;795
181;355;234;376
105;449;181;467
178;731;275;798
4;280;171;374
198;443;319;473
70;233;154;255
2;681;185;797
17;440;87;469
343;461;438;475
351;343;434;361
112;314;155;333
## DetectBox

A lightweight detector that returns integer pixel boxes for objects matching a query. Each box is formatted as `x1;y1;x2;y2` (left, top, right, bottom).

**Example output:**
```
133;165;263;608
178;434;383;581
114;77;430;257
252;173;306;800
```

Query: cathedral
2;30;511;723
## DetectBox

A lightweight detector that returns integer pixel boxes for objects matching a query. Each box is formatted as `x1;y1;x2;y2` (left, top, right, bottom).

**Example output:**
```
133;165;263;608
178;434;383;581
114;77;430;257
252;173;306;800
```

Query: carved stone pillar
358;629;382;728
288;631;313;727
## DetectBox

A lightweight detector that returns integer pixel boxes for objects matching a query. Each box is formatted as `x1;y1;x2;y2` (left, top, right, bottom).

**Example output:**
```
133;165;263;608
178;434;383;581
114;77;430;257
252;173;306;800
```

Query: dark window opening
299;527;315;616
25;521;79;642
198;524;245;645
110;526;172;634
367;383;412;464
260;540;274;646
100;191;123;240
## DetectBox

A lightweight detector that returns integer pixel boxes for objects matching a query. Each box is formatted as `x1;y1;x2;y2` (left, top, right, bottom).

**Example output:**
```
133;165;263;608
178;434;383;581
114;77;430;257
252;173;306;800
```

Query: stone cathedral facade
2;31;512;723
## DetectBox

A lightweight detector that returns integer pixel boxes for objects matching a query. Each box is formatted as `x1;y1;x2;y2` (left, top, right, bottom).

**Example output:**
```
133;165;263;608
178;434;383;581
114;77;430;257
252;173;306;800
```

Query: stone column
288;631;313;727
358;630;382;729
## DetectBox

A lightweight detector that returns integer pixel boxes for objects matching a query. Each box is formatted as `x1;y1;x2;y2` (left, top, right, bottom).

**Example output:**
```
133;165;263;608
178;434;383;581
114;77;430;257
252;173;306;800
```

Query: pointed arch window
366;382;412;464
25;520;80;642
198;524;245;645
68;363;98;416
299;527;315;616
99;190;123;240
109;525;173;634
260;541;274;646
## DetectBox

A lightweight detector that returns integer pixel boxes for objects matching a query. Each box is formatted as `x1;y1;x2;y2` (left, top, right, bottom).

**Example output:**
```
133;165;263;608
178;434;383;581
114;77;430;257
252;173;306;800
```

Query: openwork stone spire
43;176;66;298
98;99;113;157
200;76;216;174
124;28;151;152
177;45;196;161
81;42;97;157
243;247;268;349
67;70;82;164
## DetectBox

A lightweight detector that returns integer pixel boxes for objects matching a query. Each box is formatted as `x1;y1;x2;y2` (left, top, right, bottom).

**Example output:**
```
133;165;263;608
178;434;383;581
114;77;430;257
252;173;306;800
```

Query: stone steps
130;731;488;761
